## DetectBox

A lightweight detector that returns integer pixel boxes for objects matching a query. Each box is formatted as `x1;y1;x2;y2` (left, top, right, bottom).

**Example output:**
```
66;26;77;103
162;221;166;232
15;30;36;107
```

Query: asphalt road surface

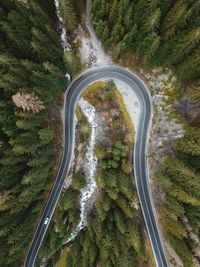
24;66;169;267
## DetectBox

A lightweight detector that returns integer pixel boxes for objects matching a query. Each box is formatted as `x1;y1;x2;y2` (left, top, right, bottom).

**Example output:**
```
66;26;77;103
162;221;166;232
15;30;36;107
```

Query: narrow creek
54;0;71;52
54;0;99;242
54;0;71;81
68;98;98;242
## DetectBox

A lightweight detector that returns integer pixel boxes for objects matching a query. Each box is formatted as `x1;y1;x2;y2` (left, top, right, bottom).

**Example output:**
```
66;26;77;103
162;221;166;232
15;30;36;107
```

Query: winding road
24;66;168;267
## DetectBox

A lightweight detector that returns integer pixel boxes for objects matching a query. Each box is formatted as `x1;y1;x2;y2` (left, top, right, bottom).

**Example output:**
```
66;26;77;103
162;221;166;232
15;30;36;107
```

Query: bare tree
12;92;45;114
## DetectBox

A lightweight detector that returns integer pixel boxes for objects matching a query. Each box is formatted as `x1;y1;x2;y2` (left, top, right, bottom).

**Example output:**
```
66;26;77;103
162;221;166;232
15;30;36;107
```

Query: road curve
24;66;168;267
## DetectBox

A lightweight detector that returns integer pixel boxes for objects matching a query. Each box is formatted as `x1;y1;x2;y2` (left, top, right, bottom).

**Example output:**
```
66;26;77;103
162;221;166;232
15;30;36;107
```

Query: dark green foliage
167;234;193;267
36;188;81;263
0;0;72;265
155;126;200;265
92;0;200;80
59;0;77;30
72;171;86;190
92;2;200;263
104;80;115;100
65;139;147;266
39;81;149;266
96;140;129;171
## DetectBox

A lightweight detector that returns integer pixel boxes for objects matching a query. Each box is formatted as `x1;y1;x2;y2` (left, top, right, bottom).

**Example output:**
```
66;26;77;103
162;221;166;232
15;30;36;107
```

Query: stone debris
67;98;99;242
140;67;184;173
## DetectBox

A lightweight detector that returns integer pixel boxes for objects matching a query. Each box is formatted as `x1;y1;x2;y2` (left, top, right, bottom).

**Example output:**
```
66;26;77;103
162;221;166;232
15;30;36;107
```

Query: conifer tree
59;0;77;30
172;27;200;63
161;0;191;39
0;0;71;264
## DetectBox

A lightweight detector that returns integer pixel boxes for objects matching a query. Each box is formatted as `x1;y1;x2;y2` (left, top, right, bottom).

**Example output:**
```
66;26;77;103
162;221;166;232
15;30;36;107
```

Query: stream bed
67;98;99;242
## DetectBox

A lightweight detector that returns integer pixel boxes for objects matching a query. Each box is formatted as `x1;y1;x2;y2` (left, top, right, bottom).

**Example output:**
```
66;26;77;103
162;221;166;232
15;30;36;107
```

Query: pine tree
114;209;126;234
174;133;200;157
43;62;64;78
64;52;79;74
144;33;161;60
108;0;118;24
191;82;200;102
161;0;191;39
170;186;200;206
0;0;72;264
59;0;77;30
176;46;200;80
172;27;200;64
126;222;142;255
164;215;187;239
39;128;54;145
124;4;134;31
72;171;86;190
143;8;161;33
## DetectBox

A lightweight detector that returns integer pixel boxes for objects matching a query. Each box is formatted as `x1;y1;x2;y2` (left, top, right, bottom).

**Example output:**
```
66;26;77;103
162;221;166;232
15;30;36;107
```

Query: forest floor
55;248;69;267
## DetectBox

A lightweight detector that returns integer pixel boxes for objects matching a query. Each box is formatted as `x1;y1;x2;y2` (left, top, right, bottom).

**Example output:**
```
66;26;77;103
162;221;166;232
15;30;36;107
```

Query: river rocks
175;96;200;125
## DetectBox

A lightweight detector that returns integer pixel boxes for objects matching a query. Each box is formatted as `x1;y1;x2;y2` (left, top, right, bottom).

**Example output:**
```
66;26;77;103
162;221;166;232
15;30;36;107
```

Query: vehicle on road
24;66;168;267
44;217;49;225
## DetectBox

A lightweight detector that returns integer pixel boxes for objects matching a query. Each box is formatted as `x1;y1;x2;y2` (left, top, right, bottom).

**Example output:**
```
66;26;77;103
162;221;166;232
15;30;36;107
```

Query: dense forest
1;0;200;266
91;0;200;266
155;127;200;266
0;0;80;265
92;0;200;81
59;0;85;28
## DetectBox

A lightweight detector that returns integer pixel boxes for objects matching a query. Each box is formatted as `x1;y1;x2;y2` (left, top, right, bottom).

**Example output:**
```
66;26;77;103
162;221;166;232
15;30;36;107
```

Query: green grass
75;105;82;121
82;81;107;97
114;89;134;134
55;248;68;267
83;81;134;134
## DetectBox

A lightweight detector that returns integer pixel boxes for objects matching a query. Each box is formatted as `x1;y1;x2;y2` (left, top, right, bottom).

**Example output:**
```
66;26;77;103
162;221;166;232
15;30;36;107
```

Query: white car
44;217;50;225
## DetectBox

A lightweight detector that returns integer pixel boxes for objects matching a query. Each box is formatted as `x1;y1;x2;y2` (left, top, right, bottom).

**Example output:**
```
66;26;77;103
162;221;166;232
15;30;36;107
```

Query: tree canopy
0;0;72;265
92;0;200;80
